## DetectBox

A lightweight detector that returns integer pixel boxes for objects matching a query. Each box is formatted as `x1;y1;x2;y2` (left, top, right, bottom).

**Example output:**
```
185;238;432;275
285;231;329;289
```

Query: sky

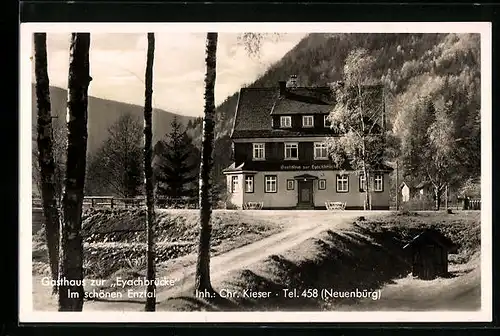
34;33;306;117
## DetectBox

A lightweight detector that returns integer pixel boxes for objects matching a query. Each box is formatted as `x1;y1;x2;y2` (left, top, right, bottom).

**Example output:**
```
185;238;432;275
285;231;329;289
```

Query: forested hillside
189;33;481;195
31;85;195;155
32;86;195;197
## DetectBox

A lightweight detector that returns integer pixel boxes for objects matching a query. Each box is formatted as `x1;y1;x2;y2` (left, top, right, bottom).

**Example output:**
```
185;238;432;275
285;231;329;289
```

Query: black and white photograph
20;22;491;323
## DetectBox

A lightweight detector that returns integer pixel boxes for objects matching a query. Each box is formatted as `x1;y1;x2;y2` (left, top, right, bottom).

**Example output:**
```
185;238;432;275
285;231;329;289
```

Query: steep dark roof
286;87;334;103
399;180;430;190
399;181;412;190
231;88;278;138
231;84;384;139
271;97;332;115
231;87;336;139
403;228;458;253
270;86;334;115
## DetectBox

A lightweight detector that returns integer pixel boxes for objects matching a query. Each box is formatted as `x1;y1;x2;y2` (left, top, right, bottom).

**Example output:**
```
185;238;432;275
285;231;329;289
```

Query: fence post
91;197;95;208
110;197;114;209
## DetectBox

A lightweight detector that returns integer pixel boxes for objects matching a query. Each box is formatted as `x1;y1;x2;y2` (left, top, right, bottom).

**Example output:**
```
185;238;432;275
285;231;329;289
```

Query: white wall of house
226;170;390;209
225;173;244;207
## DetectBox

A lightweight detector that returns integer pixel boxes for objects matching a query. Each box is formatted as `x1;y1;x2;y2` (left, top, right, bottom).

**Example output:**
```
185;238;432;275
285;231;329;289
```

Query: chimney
278;80;287;96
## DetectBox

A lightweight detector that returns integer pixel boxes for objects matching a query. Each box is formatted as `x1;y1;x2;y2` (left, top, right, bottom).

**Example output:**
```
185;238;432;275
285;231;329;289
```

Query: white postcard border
19;21;492;323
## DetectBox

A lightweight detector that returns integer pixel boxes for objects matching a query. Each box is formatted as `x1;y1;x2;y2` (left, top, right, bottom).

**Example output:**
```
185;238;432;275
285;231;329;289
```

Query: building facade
223;79;393;210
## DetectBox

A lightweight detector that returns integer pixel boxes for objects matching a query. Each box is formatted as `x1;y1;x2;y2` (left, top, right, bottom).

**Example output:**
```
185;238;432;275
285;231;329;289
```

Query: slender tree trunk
434;187;440;211
58;33;91;311
144;32;156;312
364;168;371;210
361;140;371;210
34;33;60;294
395;160;399;211
195;32;218;294
445;184;448;210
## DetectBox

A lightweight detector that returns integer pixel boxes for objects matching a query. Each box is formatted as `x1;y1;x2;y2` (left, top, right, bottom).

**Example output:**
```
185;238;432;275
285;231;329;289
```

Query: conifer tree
154;117;199;202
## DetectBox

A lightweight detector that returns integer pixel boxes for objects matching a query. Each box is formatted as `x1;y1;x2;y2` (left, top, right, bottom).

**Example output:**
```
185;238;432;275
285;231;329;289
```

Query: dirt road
80;210;365;311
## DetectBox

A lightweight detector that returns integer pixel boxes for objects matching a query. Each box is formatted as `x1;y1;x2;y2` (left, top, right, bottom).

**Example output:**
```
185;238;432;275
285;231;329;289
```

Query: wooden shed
403;228;458;280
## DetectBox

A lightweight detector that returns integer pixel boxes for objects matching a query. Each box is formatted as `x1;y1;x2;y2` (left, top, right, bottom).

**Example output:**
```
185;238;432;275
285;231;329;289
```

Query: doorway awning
293;173;318;181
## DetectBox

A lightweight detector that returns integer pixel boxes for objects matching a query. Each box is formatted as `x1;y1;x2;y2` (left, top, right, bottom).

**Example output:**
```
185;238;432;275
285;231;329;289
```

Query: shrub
401;196;436;211
214;190;239;209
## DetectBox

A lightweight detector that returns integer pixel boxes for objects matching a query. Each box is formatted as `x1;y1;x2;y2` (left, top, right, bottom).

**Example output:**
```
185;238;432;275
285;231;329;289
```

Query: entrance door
298;180;314;208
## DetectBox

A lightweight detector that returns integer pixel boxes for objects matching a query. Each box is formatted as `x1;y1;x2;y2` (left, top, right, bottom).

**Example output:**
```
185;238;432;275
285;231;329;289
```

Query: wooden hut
403;228;458;280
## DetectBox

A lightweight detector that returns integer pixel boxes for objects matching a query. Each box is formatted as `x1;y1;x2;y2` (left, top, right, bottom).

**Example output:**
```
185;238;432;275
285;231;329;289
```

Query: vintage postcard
20;22;492;323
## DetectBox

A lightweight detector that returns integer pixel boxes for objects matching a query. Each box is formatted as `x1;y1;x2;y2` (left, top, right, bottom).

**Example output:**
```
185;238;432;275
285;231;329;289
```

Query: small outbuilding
399;182;412;202
403;228;458;280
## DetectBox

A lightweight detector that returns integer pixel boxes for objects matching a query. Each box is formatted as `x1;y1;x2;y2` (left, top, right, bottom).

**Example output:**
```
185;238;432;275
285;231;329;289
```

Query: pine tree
154;117;199;204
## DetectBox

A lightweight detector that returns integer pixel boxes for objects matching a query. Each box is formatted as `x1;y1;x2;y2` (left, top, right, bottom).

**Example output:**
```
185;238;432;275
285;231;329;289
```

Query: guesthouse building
223;77;393;210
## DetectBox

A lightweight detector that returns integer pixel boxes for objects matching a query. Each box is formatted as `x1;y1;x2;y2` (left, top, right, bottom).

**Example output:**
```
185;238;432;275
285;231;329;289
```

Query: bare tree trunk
195;32;218;294
144;32;156;312
434;187;440;211
360;134;372;211
58;33;91;312
395;160;399;211
34;33;60;294
445;184;448;210
365;169;372;211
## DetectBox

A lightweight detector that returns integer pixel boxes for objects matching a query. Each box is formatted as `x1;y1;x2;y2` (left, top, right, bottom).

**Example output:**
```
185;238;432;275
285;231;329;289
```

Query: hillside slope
31;85;195;155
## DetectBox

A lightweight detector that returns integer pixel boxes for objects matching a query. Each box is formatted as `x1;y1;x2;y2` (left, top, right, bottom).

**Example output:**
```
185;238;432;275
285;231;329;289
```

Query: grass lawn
31;209;481;312
33;209;285;281
157;210;481;311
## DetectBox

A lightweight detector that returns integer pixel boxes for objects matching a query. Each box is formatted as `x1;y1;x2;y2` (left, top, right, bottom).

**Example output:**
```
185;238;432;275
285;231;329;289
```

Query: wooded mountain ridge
187;33;481;185
31;84;196;155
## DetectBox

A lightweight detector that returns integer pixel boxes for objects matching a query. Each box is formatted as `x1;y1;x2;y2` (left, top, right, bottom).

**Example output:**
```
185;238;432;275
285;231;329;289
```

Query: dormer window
302;115;314;128
280;116;292;128
324;114;332;128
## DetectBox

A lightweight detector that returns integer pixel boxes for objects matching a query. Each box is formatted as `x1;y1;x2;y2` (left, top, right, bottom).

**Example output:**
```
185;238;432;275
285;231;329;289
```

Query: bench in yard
243;201;264;210
325;201;346;211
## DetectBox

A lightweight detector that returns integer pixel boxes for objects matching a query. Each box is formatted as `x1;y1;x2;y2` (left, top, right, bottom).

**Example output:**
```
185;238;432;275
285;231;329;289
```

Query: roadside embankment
160;211;480;311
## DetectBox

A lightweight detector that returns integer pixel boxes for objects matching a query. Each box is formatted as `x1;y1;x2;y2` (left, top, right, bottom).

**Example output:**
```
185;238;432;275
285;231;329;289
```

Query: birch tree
401;97;461;210
327;49;386;210
34;32;61;294
143;32;156;312
195;32;218;294
194;32;279;294
33;121;66;204
58;33;91;311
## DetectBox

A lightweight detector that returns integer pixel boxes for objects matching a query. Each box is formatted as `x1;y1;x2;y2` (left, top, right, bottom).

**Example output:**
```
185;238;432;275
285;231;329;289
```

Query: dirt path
80;211;360;311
